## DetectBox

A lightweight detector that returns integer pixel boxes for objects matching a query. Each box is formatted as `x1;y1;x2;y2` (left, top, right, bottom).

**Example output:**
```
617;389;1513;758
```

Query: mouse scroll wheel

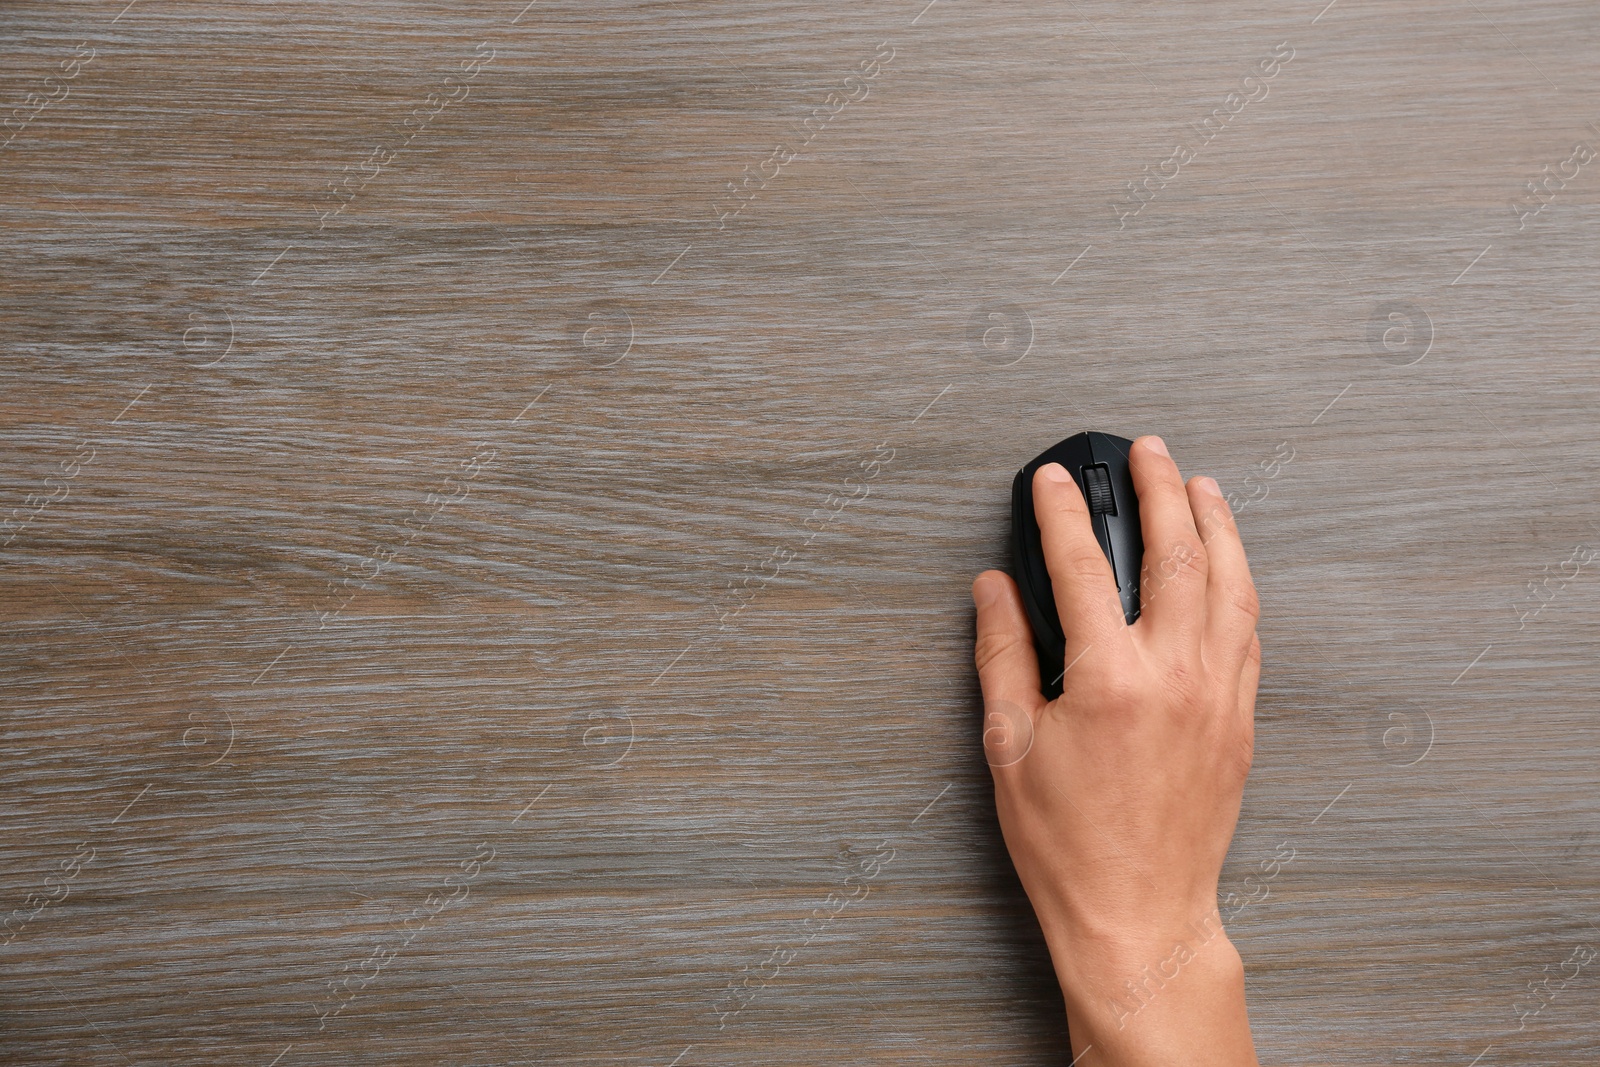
1081;464;1116;516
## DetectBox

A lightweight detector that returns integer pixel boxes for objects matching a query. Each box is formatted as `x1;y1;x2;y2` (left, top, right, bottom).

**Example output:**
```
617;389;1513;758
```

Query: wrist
1037;908;1255;1066
1043;908;1228;1004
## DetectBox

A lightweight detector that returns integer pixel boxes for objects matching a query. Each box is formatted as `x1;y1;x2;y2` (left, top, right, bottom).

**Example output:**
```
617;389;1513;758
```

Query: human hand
972;435;1261;1067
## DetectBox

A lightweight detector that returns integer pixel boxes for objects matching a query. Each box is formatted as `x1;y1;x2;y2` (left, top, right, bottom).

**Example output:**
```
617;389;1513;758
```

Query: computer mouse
1010;432;1144;697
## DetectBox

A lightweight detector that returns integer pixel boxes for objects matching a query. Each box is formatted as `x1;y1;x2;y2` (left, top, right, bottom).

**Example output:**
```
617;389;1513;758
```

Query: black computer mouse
1010;432;1144;698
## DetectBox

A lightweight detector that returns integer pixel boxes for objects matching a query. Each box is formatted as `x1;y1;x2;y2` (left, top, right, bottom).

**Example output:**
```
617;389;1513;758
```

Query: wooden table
3;1;1598;1063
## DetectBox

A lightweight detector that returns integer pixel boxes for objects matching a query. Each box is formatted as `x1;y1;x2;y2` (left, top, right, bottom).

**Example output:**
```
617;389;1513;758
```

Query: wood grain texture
3;1;1599;1064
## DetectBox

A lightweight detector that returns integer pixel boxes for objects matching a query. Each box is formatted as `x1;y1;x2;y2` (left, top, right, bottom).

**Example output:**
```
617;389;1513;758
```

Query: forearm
1042;911;1258;1067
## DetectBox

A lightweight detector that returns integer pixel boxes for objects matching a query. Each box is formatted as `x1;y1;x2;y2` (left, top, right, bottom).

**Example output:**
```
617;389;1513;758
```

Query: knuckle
1159;655;1206;704
973;630;1021;675
1092;668;1145;712
1170;539;1208;576
1039;477;1087;516
1227;581;1261;621
1051;482;1089;514
1230;728;1255;778
1056;545;1112;586
1147;538;1207;590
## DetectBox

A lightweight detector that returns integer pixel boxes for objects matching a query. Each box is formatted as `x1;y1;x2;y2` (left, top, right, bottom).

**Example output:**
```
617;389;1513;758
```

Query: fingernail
1038;462;1072;483
1142;436;1169;458
1195;476;1222;496
972;574;1003;609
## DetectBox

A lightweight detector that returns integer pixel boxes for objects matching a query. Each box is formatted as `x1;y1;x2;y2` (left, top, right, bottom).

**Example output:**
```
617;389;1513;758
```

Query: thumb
973;571;1045;766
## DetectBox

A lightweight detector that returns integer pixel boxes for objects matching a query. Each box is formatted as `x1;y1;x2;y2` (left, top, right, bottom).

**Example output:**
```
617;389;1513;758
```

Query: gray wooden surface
3;1;1598;1064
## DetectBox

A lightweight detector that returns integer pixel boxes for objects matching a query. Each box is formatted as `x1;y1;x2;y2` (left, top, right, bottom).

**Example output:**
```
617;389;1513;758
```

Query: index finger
1032;463;1134;658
